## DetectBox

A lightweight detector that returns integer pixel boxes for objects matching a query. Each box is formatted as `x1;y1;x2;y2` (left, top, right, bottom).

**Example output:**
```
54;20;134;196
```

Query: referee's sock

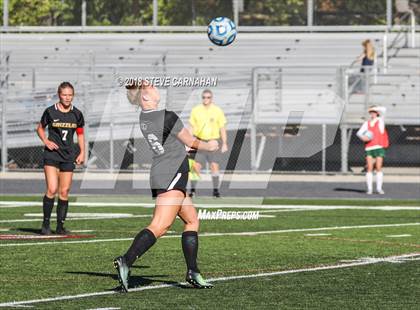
190;181;197;193
211;174;219;192
56;199;69;227
42;195;55;223
123;228;157;267
182;231;200;273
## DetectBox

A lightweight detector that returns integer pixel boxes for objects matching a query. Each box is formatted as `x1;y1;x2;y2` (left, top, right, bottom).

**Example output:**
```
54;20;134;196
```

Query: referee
188;89;228;198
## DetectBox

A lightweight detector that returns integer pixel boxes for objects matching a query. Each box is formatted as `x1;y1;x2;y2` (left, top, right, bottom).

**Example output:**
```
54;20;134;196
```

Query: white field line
0;215;151;223
1;201;420;211
1;222;419;248
0;213;274;224
23;213;135;218
0;253;419;308
386;234;412;238
0;202;157;208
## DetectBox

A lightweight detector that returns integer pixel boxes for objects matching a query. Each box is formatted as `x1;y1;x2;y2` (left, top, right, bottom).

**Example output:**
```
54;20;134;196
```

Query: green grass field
0;196;419;309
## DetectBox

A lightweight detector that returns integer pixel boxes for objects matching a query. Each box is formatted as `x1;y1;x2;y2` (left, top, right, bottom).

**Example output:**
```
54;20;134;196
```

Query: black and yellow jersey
40;103;84;162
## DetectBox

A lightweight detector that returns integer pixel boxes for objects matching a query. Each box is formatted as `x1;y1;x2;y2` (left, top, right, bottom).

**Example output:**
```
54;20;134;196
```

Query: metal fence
1;65;419;174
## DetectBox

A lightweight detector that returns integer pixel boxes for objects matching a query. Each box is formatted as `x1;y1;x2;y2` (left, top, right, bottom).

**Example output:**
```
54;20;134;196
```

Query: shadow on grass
66;269;191;290
16;228;42;234
334;188;366;194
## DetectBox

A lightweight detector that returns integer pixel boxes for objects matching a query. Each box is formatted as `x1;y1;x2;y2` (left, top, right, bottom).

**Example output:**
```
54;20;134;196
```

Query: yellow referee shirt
189;103;226;140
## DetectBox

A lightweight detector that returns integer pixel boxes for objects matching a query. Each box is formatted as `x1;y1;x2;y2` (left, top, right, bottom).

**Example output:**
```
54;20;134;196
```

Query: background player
114;82;218;292
356;105;388;195
36;82;85;235
188;89;228;197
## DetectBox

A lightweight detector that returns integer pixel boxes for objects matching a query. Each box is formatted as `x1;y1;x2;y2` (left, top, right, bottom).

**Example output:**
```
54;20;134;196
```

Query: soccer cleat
377;190;385;195
55;225;70;235
113;256;130;292
212;189;221;198
366;190;373;195
41;221;52;235
185;270;213;289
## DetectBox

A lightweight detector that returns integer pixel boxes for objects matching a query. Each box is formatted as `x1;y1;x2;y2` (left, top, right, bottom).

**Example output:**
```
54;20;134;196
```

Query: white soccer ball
363;130;374;141
207;17;237;46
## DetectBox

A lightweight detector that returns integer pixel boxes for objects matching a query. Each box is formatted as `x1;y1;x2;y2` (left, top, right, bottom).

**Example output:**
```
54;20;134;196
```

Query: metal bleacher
1;32;419;150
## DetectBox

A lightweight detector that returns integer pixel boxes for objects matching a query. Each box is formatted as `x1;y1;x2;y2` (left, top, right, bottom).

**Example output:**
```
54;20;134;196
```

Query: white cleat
377;190;385;195
366;190;373;195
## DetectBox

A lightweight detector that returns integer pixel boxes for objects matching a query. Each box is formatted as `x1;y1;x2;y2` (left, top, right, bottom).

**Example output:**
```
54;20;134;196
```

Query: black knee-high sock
191;180;197;192
182;231;200;273
212;175;219;191
42;195;55;223
56;199;69;227
123;229;157;267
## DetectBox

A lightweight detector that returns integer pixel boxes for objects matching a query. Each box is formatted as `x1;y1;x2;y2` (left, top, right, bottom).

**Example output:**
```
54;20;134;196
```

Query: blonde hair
362;39;375;60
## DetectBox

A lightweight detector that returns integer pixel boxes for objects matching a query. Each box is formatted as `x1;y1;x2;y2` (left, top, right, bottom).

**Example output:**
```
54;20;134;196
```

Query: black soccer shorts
150;171;188;198
188;137;222;165
43;158;75;172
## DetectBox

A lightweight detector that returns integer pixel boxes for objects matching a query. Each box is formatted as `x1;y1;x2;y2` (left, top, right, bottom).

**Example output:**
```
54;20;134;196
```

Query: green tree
5;0;73;26
314;0;387;25
158;0;232;26
1;0;412;27
239;0;307;26
85;0;153;26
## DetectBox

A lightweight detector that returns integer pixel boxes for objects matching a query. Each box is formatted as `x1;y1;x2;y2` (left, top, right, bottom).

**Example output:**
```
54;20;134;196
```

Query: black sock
123;228;157;267
56;199;69;227
212;175;219;191
42;195;55;223
182;231;200;273
191;181;197;192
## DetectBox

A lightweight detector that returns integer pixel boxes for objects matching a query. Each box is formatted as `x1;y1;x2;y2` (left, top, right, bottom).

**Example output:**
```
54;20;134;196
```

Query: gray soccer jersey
139;109;189;177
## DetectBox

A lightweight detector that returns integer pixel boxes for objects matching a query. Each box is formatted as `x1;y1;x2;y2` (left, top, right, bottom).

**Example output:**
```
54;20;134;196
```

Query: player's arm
75;114;85;165
188;109;197;136
75;129;85;165
177;128;218;152
220;126;228;153
36;115;59;151
356;121;370;142
219;109;228;153
377;107;387;134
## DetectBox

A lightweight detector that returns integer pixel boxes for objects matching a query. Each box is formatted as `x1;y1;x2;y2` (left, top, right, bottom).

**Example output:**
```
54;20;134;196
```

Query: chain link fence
1;65;419;174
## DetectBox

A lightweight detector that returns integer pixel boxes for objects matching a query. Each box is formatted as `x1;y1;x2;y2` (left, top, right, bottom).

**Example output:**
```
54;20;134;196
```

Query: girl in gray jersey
114;81;218;291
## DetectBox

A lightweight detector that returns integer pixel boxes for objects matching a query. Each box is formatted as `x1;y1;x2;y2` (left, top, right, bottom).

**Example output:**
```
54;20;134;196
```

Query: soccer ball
207;17;237;46
363;130;374;141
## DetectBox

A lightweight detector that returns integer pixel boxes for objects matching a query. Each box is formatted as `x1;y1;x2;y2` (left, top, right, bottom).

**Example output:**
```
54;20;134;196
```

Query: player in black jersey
36;82;85;235
114;81;218;292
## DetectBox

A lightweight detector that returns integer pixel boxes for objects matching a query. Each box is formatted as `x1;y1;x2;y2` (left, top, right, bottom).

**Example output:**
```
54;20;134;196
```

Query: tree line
0;0;418;26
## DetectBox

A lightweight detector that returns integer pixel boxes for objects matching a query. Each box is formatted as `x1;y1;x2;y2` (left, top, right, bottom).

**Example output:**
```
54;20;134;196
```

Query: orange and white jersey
357;117;386;150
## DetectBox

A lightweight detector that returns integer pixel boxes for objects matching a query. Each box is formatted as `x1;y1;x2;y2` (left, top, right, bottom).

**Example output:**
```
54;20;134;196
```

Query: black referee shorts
188;137;221;165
